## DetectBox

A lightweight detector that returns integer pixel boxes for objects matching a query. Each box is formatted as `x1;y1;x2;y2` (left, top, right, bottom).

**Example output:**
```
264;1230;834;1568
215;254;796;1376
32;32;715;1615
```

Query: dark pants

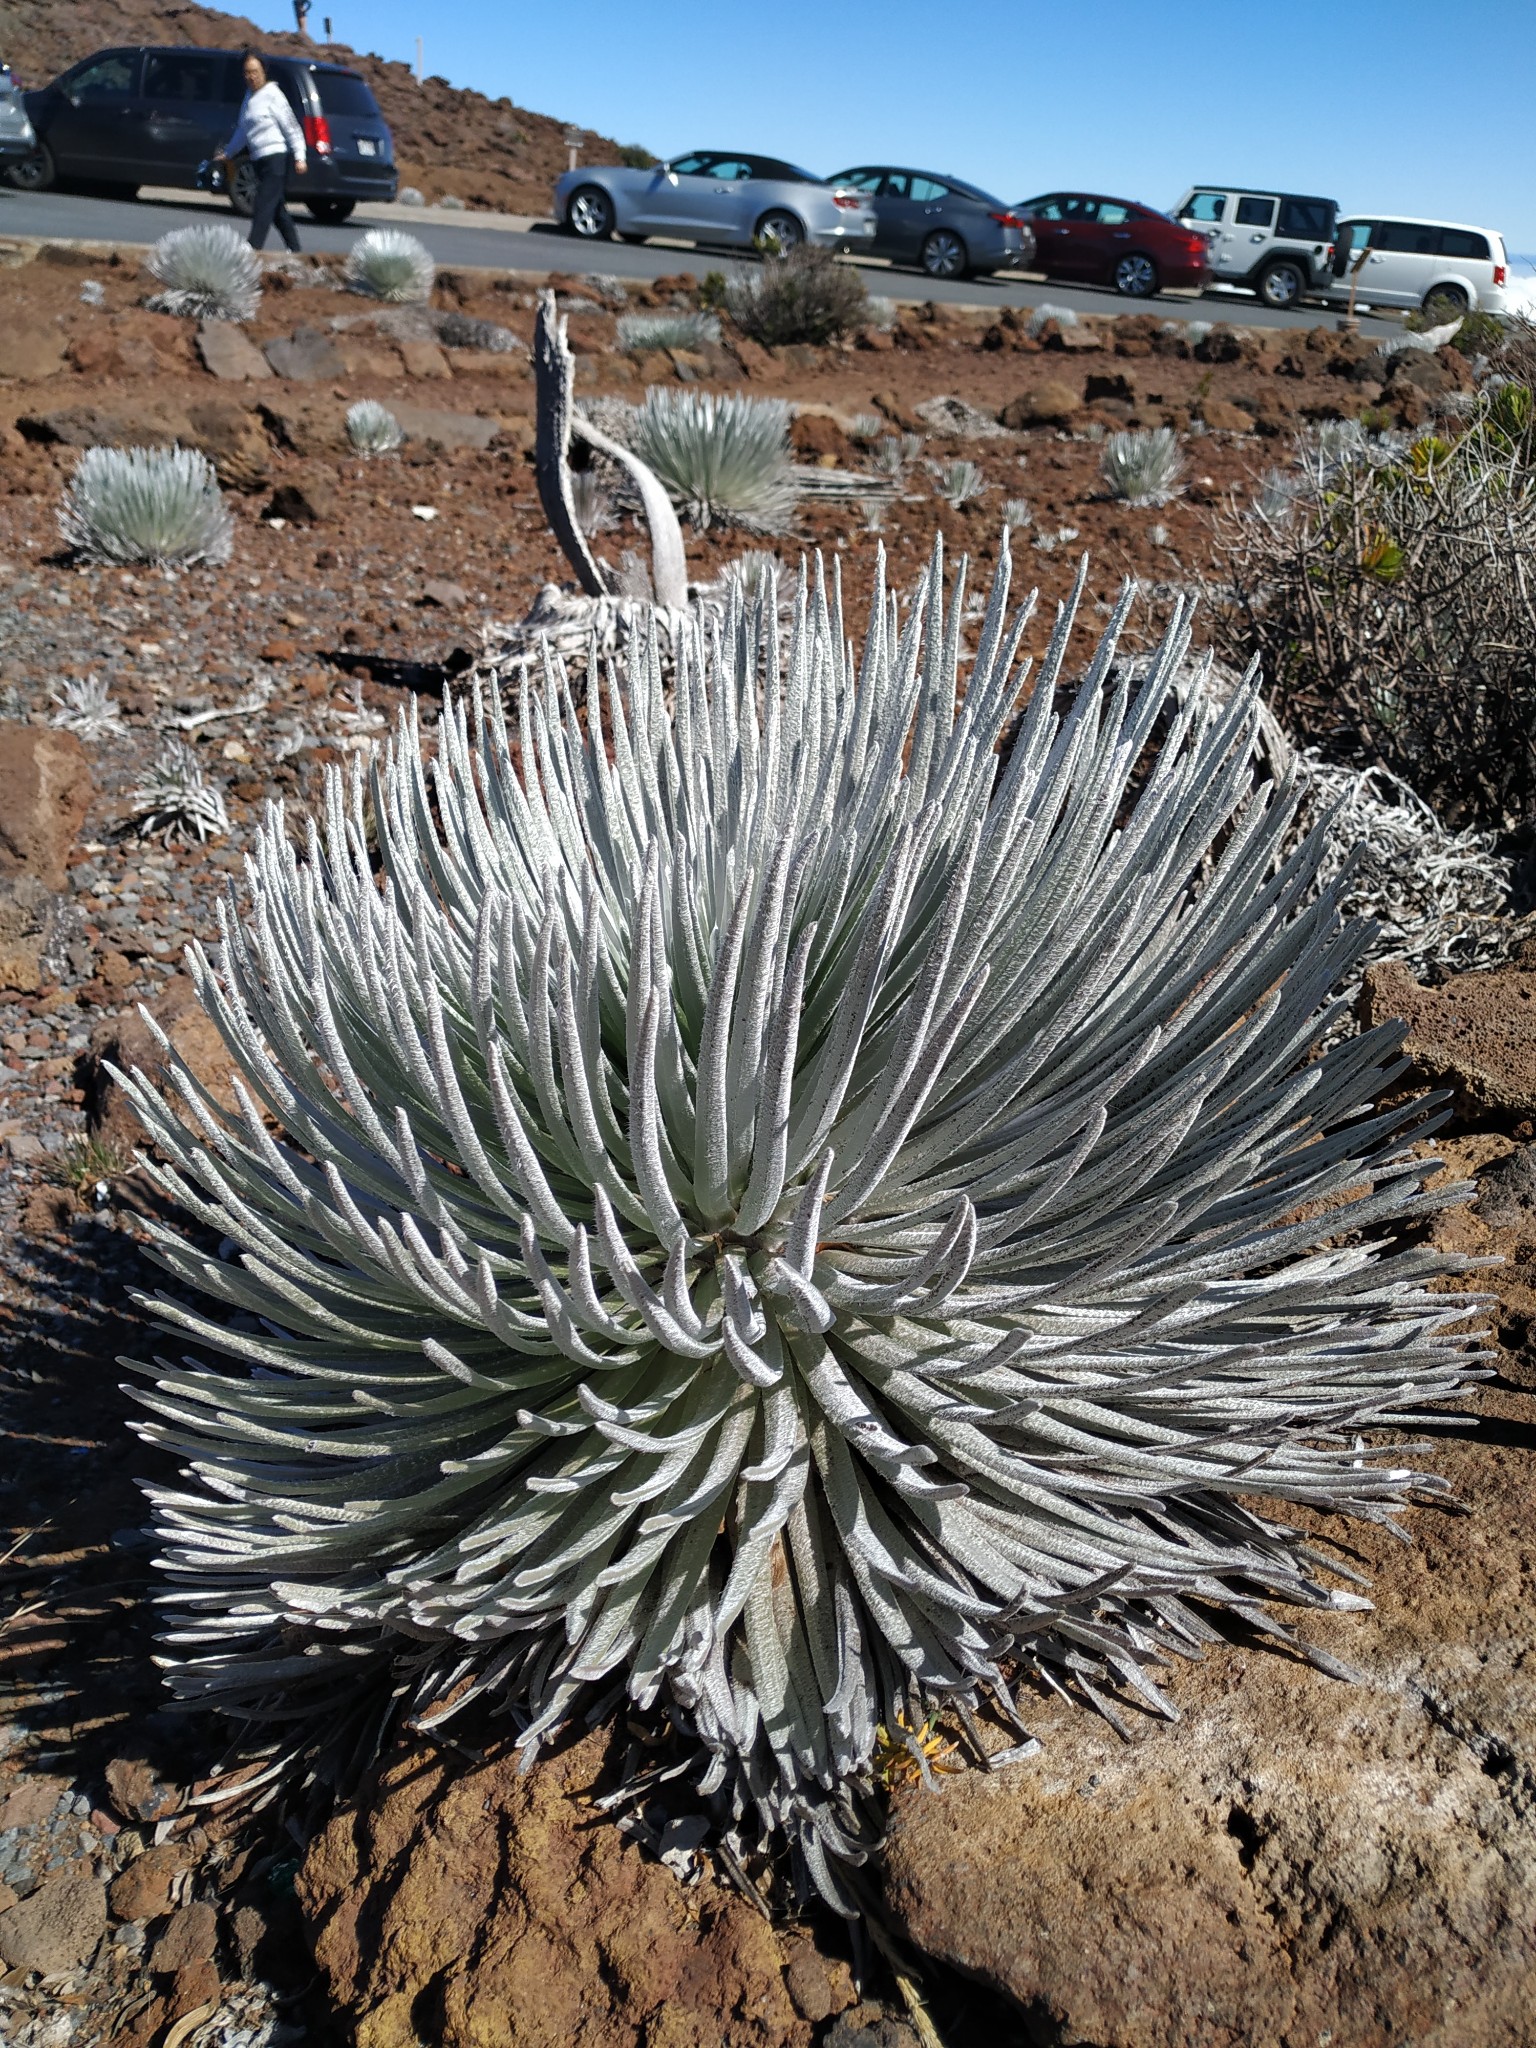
249;152;301;253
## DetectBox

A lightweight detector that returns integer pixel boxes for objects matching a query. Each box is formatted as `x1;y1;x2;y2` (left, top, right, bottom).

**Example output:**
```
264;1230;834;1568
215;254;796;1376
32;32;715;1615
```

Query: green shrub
726;243;868;347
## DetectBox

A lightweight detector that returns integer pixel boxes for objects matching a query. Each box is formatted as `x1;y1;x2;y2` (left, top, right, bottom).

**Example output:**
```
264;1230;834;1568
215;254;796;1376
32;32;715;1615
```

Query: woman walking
215;52;307;252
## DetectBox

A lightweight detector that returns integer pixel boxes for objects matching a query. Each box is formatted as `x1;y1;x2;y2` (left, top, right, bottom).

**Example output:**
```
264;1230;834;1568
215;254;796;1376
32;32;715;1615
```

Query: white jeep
1172;186;1338;309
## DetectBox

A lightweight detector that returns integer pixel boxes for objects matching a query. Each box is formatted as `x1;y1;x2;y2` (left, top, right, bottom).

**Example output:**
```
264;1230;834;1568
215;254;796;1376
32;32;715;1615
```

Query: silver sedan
0;64;35;169
555;151;876;253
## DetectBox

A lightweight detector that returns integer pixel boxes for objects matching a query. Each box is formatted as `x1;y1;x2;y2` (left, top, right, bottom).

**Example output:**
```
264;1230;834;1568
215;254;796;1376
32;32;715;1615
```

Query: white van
1325;216;1511;315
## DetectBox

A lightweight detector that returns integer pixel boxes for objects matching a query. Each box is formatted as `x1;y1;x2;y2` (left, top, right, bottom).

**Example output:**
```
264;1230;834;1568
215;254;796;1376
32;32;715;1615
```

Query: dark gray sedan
827;166;1036;279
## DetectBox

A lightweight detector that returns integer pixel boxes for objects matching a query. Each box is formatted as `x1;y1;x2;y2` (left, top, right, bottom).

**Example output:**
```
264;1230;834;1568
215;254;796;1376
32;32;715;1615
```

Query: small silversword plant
1101;426;1187;507
346;400;405;457
130;739;229;844
616;310;723;356
49;673;125;741
122;537;1477;1906
145;223;262;322
936;458;985;508
60;446;233;569
628;389;797;531
345;228;436;303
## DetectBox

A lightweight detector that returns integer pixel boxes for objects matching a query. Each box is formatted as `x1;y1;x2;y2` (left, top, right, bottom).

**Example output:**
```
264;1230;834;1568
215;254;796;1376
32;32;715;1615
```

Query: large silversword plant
124;538;1478;1905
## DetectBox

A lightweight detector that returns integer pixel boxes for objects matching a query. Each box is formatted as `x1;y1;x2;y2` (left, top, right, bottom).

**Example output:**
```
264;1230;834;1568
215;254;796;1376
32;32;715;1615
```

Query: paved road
0;183;1403;334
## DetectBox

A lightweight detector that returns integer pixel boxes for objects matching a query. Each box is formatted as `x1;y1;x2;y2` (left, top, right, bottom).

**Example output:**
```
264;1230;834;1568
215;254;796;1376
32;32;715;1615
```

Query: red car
1015;191;1210;298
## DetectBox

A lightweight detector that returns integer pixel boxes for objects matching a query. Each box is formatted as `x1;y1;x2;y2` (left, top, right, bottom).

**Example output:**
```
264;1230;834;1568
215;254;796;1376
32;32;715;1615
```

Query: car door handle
1250;232;1265;242
1111;230;1130;238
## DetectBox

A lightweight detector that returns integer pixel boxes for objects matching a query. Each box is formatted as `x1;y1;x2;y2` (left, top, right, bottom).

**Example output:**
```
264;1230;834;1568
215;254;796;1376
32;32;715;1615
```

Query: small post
415;36;424;84
564;128;583;174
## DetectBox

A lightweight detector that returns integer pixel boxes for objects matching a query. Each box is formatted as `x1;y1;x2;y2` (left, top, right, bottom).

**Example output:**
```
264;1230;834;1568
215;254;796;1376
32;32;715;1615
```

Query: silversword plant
346;400;405;457
145;223;262;322
616;310;723;356
130;738;229;844
345;228;436;304
628;389;797;531
123;537;1476;1905
48;673;125;741
1027;302;1077;337
1101;426;1187;507
60;446;233;568
436;311;522;354
936;458;985;508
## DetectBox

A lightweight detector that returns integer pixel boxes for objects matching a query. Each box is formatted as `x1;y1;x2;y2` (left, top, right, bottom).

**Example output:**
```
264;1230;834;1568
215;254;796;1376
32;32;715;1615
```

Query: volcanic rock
0;722;92;890
1000;379;1081;428
1361;961;1536;1117
298;1725;815;2048
196;320;273;382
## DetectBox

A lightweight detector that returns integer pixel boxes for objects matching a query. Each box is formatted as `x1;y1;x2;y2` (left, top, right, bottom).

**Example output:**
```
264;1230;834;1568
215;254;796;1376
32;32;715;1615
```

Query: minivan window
65;53;137;102
1337;221;1374;253
1235;195;1276;227
1374;221;1439;254
1277;197;1333;239
142;52;225;102
1184;191;1225;223
312;69;378;118
1439;227;1491;260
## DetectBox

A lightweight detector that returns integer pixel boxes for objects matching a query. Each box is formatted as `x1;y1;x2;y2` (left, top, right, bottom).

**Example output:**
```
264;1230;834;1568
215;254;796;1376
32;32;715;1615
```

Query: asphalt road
0;183;1403;334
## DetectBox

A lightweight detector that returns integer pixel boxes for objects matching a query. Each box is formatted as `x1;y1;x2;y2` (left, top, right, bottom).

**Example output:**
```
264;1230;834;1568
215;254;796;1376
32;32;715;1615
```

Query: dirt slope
0;0;635;213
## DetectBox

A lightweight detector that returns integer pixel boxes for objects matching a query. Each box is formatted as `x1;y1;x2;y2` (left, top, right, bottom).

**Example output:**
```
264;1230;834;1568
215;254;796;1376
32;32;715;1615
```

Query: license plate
356;137;377;157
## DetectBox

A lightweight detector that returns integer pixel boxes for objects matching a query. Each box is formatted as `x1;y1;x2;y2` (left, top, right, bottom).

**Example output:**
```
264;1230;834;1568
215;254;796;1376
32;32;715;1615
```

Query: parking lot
0;183;1405;332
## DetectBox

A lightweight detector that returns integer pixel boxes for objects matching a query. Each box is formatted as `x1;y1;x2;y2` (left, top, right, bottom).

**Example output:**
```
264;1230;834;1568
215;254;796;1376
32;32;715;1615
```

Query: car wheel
1113;251;1159;297
1423;283;1469;317
5;142;55;193
921;228;968;280
307;197;355;224
1257;259;1306;309
754;208;804;253
565;185;614;239
228;157;257;219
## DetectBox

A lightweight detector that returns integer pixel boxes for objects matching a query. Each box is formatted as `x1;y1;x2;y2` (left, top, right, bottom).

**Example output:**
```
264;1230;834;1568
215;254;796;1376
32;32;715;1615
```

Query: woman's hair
241;49;267;74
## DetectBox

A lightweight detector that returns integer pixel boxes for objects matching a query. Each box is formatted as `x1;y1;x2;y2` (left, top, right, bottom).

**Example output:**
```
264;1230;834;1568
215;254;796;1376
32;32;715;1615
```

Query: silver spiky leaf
60;446;233;568
49;672;125;741
1101;427;1187;508
344;228;436;304
145;222;263;322
627;389;798;532
122;540;1478;1906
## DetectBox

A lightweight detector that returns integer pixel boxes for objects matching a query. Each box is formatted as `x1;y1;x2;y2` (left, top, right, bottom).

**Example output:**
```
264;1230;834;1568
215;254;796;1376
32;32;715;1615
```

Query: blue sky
262;0;1536;250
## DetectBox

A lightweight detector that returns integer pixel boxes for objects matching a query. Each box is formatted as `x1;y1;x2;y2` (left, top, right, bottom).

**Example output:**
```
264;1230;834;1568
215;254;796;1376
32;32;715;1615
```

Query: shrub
48;673;124;740
1211;385;1536;827
59;445;232;568
145;222;262;322
397;186;425;207
345;228;435;303
130;739;229;843
726;243;868;347
346;400;404;456
122;542;1478;1905
1101;426;1186;506
619;143;658;169
615;309;723;356
627;388;797;530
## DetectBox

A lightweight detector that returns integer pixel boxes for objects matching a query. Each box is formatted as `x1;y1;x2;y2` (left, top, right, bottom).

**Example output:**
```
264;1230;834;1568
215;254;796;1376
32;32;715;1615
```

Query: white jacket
225;81;307;167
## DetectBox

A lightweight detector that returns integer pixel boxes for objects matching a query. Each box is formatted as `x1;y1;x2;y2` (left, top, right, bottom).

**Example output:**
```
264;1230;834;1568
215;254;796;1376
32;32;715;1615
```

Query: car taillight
831;191;861;209
1494;263;1507;286
989;212;1023;228
303;114;333;156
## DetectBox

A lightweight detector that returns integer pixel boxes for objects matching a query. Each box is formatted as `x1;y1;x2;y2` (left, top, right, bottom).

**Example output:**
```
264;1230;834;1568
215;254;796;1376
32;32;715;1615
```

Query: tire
228;156;257;219
1423;283;1469;317
921;228;969;280
753;208;804;253
1257;259;1306;309
5;142;55;193
1113;251;1159;298
565;184;614;240
307;197;355;224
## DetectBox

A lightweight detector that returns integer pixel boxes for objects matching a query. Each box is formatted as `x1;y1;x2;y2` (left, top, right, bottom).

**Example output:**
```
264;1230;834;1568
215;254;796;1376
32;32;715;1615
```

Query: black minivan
9;46;397;223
